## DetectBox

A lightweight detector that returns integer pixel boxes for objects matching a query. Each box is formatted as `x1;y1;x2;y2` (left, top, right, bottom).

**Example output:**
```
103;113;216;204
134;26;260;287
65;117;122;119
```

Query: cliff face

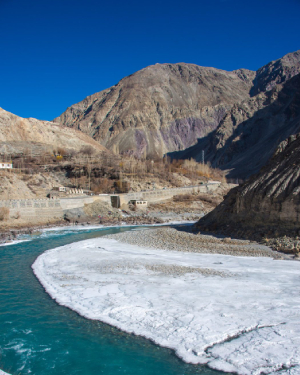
0;108;108;155
175;71;300;178
196;133;300;235
54;64;255;157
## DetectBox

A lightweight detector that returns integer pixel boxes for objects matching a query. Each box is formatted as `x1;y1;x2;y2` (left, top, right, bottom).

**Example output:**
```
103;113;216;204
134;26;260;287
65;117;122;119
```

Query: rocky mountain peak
251;50;300;96
54;62;255;158
53;50;300;172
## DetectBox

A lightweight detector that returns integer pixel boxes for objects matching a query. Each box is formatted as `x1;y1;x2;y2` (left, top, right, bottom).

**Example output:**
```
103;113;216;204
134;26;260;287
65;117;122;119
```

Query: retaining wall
0;183;226;219
0;195;109;221
0;198;63;220
118;183;222;207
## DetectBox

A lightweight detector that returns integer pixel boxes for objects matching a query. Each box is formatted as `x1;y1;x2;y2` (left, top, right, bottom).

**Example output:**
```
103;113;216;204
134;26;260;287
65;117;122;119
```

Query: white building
0;162;12;169
129;200;148;209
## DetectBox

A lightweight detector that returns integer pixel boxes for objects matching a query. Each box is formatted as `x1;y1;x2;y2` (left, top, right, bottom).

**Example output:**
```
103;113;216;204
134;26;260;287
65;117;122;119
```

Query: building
0;162;12;169
52;186;67;192
129;200;148;209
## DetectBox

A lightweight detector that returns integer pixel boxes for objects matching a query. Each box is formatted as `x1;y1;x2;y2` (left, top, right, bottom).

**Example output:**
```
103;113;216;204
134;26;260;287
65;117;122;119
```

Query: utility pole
202;150;205;165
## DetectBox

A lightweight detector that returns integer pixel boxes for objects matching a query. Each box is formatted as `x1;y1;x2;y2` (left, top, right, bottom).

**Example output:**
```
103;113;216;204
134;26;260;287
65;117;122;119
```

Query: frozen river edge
32;227;300;375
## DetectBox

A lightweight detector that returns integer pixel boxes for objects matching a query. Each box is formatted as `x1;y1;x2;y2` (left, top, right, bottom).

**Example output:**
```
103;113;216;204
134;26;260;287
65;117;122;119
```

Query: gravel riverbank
105;226;287;259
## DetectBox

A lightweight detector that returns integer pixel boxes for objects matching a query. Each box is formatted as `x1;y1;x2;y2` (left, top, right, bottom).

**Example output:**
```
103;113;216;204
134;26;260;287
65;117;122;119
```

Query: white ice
0;239;30;247
32;237;300;374
40;221;193;234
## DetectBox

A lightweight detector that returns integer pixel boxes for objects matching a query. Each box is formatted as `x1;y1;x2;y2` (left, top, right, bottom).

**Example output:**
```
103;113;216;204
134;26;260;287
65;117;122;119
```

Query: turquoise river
0;226;225;375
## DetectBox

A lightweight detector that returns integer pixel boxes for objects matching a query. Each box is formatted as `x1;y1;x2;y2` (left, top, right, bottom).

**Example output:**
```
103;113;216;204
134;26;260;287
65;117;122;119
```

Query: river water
0;226;223;375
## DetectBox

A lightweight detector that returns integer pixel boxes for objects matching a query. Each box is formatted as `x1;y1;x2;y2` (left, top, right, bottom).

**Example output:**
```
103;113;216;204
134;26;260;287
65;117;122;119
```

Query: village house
0;162;13;169
129;200;148;209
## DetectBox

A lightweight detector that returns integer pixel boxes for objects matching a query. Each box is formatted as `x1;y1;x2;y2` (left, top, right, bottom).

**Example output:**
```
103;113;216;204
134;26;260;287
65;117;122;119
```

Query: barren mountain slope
54;63;255;157
0;108;108;155
174;71;300;179
196;133;300;236
251;49;300;96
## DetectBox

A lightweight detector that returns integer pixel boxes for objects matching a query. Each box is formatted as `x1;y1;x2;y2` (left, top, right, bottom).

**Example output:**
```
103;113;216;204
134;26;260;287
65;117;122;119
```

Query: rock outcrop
251;50;300;96
196;133;300;237
175;72;300;178
54;64;255;157
0;108;108;155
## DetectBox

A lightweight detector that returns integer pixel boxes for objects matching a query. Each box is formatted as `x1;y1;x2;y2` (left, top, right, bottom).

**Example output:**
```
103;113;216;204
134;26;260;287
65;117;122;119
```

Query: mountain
172;71;300;179
54;64;255;157
251;50;300;96
196;132;300;238
54;50;300;177
0;108;108;156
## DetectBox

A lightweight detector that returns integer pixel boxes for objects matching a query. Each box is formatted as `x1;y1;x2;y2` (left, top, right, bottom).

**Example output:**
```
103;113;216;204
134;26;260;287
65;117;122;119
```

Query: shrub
81;146;95;157
173;194;194;202
0;207;9;221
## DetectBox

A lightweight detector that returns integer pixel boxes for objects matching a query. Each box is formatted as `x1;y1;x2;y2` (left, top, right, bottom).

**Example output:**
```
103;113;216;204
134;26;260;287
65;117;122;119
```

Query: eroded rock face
251;50;300;96
0;108;108;155
196;133;300;235
54;64;255;157
176;71;300;178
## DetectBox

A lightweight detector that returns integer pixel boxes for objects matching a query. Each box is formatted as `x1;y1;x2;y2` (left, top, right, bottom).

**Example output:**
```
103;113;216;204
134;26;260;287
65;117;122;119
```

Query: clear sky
1;0;299;121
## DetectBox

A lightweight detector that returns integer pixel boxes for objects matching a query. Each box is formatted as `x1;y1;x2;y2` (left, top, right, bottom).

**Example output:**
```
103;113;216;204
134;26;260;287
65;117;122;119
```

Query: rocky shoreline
105;226;289;260
1;212;298;262
0;209;198;245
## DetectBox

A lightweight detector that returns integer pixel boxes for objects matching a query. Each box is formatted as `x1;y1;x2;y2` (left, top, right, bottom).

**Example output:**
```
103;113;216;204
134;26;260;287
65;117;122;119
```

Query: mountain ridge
54;50;300;174
54;62;256;158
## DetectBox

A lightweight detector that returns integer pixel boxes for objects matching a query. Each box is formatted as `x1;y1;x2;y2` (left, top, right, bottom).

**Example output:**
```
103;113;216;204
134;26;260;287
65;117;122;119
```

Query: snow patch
32;237;300;374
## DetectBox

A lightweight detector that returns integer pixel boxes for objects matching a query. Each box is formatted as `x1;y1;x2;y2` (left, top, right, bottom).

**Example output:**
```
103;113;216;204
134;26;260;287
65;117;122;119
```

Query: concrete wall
0;198;63;220
0;183;227;219
60;196;94;210
0;195;110;221
118;183;222;207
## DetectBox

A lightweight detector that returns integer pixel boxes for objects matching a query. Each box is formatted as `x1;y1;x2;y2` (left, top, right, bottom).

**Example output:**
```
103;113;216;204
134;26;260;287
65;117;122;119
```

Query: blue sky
0;0;299;121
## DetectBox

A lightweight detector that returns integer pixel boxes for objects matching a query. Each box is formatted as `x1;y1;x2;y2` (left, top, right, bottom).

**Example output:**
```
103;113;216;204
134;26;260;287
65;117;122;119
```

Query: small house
0;162;12;169
129;200;148;209
52;186;67;192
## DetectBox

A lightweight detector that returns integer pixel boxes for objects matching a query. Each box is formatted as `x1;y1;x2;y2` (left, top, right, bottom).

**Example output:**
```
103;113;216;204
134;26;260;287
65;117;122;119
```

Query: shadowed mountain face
196;133;300;235
172;72;300;179
54;64;255;157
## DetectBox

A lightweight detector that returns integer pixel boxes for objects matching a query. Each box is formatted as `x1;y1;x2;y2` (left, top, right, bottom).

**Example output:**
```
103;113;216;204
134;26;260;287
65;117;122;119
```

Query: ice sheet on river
32;237;300;374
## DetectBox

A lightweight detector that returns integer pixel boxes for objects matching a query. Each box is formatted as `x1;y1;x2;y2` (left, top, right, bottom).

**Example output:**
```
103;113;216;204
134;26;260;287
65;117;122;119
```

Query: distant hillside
0;108;108;156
